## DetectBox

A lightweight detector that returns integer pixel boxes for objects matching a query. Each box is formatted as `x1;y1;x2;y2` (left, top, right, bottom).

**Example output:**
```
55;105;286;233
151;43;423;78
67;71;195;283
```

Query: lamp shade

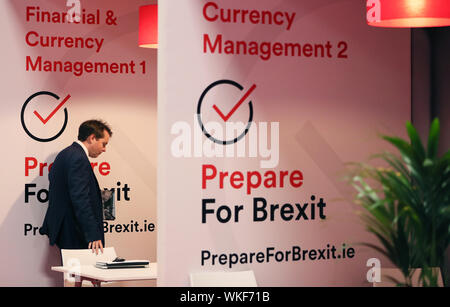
367;0;450;28
139;5;158;48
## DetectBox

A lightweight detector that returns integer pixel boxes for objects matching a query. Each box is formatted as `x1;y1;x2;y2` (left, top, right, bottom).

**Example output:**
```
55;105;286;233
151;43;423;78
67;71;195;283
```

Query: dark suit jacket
40;142;104;249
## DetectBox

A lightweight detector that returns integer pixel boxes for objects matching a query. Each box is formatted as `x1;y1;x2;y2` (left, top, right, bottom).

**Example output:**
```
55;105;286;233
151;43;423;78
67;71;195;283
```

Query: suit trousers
55;215;88;250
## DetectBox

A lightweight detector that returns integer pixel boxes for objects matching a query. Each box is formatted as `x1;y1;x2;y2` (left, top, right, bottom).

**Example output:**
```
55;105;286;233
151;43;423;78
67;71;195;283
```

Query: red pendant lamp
139;4;158;48
367;0;450;28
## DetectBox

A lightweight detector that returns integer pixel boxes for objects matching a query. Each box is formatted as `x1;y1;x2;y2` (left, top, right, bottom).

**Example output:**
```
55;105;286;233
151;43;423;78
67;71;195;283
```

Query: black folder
95;260;149;269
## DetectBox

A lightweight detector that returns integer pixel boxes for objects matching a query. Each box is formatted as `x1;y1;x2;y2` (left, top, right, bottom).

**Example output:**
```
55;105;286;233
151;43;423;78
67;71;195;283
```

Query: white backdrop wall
0;0;157;286
157;0;411;286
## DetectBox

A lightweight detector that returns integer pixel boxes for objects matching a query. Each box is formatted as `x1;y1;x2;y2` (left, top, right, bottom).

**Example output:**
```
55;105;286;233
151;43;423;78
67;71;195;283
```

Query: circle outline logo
197;80;253;145
21;91;68;142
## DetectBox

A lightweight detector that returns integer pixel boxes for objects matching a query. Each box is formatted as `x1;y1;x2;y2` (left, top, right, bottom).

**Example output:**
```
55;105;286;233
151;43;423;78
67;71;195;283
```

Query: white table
52;262;157;287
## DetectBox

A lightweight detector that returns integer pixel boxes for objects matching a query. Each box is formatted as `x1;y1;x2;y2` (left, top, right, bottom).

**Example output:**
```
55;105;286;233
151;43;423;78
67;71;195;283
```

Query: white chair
61;247;117;287
190;270;257;287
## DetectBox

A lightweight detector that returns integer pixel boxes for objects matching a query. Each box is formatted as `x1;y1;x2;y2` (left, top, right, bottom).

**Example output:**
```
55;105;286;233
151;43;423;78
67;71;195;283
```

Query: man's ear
87;134;96;144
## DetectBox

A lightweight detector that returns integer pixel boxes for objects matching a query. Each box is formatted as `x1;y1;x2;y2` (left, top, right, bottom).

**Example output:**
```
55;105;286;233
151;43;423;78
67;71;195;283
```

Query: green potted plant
348;119;450;286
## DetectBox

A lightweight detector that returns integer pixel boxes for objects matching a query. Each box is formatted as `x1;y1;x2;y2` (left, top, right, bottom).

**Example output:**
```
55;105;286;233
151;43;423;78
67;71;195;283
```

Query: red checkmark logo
33;94;71;125
213;84;256;122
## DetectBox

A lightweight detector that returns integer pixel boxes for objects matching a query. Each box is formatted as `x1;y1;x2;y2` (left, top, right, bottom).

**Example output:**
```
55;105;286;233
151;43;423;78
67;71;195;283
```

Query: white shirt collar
76;140;89;157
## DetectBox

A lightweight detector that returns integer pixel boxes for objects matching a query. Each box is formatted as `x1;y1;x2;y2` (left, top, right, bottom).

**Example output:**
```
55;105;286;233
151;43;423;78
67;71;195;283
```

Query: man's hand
88;240;104;255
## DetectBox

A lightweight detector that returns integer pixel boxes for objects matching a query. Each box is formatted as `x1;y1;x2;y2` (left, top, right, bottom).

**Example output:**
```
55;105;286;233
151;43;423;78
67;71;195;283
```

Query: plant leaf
406;121;426;162
427;118;440;159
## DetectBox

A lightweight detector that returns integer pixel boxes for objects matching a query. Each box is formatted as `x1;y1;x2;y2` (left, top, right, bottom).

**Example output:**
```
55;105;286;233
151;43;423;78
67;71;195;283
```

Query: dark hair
78;119;112;141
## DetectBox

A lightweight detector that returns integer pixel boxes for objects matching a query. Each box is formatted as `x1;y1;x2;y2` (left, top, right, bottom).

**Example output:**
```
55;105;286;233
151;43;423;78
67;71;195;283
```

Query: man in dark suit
40;120;112;255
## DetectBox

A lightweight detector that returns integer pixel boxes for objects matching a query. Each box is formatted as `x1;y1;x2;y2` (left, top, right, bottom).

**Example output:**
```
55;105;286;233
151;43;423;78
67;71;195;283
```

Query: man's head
78;120;112;158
